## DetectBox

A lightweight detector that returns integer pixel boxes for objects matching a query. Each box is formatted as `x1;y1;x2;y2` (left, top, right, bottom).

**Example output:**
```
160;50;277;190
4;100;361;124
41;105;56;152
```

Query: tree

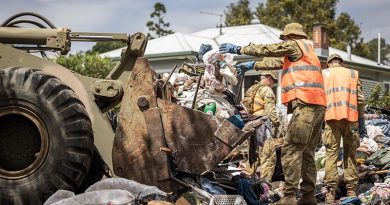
363;38;390;65
367;84;382;108
146;2;174;39
256;0;336;34
330;13;370;57
367;84;390;111
255;0;367;56
56;52;116;78
224;0;253;26
91;42;127;54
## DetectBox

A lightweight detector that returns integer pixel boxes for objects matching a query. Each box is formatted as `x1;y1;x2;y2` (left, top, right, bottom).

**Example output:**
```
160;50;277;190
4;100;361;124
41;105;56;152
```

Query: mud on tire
0;67;94;204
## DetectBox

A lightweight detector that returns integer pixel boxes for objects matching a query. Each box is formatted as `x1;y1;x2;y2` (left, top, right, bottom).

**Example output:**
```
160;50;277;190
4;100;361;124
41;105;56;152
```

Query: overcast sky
1;0;389;52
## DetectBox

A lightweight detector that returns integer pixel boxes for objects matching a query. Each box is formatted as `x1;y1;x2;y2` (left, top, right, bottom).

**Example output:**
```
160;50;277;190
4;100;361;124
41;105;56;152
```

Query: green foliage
224;0;253;26
146;2;174;39
91;42;127;54
330;13;364;51
367;84;390;110
368;84;382;108
383;93;390;110
363;38;390;65
255;0;367;56
56;52;116;78
256;0;336;35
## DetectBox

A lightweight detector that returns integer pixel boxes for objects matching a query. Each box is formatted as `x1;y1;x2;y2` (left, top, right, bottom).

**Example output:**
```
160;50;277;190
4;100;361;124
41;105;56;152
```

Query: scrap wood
367;170;390;175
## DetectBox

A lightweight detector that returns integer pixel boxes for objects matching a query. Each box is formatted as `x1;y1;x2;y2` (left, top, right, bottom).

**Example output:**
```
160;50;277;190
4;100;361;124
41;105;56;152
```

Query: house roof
100;23;390;71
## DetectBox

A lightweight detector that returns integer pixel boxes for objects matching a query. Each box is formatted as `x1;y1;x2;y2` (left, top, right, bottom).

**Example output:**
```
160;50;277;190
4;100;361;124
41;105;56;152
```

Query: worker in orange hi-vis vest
322;54;366;203
219;22;326;205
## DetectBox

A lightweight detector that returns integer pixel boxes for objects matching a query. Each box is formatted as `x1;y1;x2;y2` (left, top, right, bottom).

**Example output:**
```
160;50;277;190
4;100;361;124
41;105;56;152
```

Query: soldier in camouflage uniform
220;23;326;205
322;54;366;203
243;70;279;125
242;71;282;182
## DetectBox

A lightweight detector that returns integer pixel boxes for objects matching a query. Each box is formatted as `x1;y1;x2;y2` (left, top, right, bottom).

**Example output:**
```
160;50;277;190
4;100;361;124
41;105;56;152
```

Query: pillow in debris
85;178;167;198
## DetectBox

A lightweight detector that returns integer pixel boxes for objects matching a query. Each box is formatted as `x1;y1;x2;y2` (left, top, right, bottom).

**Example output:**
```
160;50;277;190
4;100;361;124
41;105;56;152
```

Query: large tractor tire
0;67;94;204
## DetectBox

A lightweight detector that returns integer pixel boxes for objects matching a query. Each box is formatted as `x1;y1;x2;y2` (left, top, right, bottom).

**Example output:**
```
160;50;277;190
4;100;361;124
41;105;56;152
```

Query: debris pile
314;110;390;204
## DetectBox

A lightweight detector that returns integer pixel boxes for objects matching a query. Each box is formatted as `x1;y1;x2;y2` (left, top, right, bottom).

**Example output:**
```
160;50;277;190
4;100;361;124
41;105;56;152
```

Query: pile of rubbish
150;45;284;204
59;44;390;205
159;44;390;204
97;44;284;205
314;109;390;204
162;44;244;125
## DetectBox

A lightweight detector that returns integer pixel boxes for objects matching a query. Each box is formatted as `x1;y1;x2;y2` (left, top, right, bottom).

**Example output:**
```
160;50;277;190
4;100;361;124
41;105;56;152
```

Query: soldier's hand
236;61;255;76
219;43;241;54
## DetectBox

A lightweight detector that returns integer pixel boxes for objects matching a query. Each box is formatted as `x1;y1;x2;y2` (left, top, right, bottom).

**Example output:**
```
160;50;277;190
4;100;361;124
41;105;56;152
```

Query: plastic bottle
203;102;216;115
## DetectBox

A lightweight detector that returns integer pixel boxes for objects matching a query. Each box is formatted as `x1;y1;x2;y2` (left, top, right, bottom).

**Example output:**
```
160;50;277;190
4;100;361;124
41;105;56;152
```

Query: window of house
384;82;390;94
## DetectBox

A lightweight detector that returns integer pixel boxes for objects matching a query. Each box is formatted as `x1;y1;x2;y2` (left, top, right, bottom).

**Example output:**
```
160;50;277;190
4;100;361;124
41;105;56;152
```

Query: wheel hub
0;106;49;179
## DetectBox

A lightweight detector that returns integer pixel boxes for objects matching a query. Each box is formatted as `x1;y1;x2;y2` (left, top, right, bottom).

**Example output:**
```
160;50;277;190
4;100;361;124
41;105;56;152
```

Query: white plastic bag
49;189;134;205
43;190;75;205
86;178;167;198
220;68;238;85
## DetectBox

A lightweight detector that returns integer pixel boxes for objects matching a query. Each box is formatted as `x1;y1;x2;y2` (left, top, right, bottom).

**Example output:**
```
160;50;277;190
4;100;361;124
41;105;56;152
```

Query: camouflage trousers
323;120;359;189
259;138;277;182
281;103;325;195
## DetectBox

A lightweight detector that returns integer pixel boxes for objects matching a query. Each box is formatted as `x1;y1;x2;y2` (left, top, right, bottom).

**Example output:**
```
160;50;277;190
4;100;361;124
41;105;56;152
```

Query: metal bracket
46;28;70;54
106;32;148;81
91;79;123;100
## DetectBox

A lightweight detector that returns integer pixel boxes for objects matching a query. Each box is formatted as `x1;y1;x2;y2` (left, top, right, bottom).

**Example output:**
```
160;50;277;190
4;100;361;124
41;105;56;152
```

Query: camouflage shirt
254;82;280;127
240;40;308;112
240;40;303;70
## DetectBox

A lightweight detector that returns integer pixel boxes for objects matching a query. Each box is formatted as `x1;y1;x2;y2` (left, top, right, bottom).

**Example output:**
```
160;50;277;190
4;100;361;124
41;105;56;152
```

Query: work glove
236;61;255;76
219;43;241;54
197;44;212;60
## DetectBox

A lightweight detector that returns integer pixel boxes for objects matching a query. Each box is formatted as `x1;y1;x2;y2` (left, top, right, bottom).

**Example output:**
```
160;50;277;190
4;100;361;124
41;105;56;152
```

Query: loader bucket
113;57;250;192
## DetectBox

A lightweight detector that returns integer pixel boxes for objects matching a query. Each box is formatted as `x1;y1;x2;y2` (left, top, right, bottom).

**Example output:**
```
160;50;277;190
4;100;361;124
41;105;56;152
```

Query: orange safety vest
282;40;326;106
322;67;359;122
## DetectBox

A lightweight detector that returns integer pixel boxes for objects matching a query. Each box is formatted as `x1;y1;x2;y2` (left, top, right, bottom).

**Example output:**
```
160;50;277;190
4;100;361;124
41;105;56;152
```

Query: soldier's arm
240;40;301;58
357;78;365;117
357;77;368;136
254;57;284;70
262;87;280;127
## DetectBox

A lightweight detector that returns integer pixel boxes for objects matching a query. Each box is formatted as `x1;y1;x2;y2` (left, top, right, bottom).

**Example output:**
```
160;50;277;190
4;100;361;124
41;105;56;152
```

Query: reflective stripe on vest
282;65;321;76
325;87;357;95
253;93;265;116
322;67;358;122
282;82;324;93
327;101;357;111
281;40;326;106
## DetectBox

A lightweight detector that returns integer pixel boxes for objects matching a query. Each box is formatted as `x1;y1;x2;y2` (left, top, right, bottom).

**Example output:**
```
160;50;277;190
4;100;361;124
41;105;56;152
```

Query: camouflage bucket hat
327;53;343;63
261;70;277;81
280;23;308;40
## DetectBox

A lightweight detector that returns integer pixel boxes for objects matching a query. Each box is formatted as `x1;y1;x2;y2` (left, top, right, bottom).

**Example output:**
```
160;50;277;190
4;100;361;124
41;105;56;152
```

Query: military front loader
0;13;249;204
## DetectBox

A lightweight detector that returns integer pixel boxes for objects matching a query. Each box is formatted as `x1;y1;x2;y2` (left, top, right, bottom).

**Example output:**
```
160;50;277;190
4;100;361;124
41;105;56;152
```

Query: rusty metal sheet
157;99;250;175
113;57;251;192
113;57;172;189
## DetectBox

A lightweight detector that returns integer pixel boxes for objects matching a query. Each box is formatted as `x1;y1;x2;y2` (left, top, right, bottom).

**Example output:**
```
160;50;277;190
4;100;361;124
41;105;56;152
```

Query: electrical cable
1;12;59;57
1;12;56;28
5;19;47;28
